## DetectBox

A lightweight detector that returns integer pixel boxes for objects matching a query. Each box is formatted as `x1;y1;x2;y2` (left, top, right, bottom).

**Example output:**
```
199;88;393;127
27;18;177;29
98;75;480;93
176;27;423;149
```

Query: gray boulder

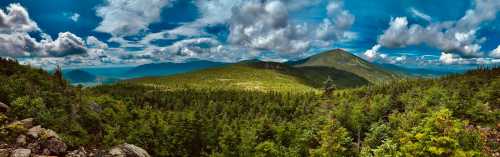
0;149;10;157
107;144;150;157
27;126;59;139
8;118;33;129
9;149;30;157
15;135;26;146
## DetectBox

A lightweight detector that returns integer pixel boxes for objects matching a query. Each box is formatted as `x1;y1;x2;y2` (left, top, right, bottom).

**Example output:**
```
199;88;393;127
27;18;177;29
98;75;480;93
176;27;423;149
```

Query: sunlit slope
125;62;318;91
125;60;371;91
124;49;400;91
292;49;401;83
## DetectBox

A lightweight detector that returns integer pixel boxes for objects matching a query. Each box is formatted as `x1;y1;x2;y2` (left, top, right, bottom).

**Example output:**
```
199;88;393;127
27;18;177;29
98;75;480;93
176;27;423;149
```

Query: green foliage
310;119;353;157
0;57;498;157
9;96;46;119
384;109;483;156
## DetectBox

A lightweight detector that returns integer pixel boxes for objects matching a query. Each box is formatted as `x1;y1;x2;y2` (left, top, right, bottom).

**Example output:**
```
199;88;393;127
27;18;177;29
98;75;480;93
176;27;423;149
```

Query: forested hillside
0;58;498;156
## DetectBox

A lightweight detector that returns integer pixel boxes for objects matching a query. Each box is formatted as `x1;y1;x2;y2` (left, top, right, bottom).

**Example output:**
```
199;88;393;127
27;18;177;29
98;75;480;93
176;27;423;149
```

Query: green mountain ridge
291;49;401;83
126;49;394;91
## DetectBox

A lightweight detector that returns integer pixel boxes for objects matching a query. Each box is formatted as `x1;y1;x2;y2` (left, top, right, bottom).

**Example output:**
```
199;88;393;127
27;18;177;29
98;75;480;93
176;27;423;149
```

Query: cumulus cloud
374;0;500;61
113;0;354;62
0;3;39;33
0;33;39;57
0;3;90;58
40;32;87;57
438;52;487;65
490;45;500;58
95;0;174;37
439;52;500;65
0;32;89;57
378;17;485;58
316;1;355;41
228;0;354;54
86;36;108;49
363;44;381;60
156;38;251;62
168;0;324;38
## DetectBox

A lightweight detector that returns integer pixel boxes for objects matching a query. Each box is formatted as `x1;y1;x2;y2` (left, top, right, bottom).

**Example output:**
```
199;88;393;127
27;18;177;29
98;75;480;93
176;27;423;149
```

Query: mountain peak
293;49;400;83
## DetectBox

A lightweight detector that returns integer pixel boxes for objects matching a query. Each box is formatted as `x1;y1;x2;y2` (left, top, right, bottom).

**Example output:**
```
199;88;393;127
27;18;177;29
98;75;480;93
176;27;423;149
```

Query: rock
15;135;26;146
8;118;33;129
19;118;34;129
27;126;43;139
40;129;59;140
65;147;87;157
0;149;9;157
42;138;67;155
27;126;59;140
27;142;41;155
0;102;9;113
107;144;150;157
9;149;30;157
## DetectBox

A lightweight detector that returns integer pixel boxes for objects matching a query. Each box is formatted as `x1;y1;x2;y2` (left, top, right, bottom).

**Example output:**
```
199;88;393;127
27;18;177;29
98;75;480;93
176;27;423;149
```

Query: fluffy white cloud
228;0;354;54
490;45;500;58
70;13;80;22
363;44;381;60
95;0;174;37
378;17;484;58
40;32;87;57
439;52;460;64
0;32;89;57
157;38;251;62
316;1;355;41
0;3;39;33
0;4;91;58
439;52;500;65
86;36;108;49
0;33;39;57
376;0;500;60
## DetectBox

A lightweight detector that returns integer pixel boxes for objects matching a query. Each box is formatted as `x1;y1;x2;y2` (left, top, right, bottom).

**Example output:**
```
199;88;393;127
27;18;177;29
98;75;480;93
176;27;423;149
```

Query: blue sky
0;0;499;69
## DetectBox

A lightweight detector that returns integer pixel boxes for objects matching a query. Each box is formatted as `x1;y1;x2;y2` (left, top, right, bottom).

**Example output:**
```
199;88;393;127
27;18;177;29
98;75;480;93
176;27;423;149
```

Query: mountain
125;50;379;91
290;49;401;83
124;60;226;78
125;61;320;91
375;63;464;77
64;69;97;83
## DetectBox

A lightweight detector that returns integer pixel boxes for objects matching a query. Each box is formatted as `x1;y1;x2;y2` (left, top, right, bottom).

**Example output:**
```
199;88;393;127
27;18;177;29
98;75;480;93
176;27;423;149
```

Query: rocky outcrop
7;118;33;129
107;144;150;157
10;149;30;157
0;116;151;157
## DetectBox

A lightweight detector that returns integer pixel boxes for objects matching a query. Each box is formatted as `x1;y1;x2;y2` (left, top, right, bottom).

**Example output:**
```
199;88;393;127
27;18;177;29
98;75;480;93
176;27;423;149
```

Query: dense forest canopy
0;58;499;156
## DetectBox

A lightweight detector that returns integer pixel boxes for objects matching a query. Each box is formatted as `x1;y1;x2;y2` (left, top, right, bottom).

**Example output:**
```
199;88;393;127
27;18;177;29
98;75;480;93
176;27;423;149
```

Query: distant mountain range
125;49;400;91
63;49;461;87
64;69;97;83
124;60;226;78
375;63;463;77
62;61;226;85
